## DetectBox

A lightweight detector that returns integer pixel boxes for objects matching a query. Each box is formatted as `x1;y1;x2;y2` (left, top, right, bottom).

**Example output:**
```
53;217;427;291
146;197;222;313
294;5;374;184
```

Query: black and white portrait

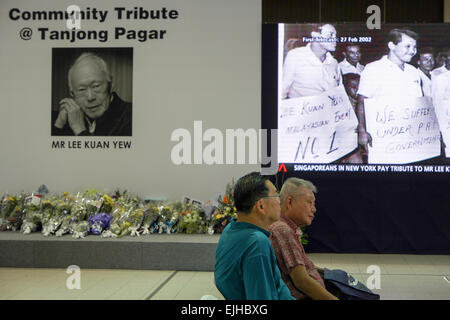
51;47;133;136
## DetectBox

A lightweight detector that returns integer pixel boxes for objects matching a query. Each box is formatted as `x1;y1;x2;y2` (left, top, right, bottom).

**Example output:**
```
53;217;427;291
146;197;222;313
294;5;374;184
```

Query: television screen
262;23;450;176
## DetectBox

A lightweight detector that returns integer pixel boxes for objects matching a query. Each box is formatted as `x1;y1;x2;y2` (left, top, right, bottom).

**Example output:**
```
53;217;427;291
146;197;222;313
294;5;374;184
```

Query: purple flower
88;213;112;235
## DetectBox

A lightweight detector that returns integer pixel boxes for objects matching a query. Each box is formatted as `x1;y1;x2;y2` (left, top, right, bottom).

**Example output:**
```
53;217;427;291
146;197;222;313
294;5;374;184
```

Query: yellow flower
103;194;114;205
216;214;222;219
233;207;237;212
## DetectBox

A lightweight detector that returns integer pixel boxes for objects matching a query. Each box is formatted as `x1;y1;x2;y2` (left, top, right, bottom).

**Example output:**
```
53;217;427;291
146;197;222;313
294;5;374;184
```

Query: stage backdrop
0;0;261;202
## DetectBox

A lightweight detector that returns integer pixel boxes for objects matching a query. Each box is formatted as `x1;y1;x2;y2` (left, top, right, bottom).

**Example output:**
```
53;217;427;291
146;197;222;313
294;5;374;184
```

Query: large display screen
262;23;450;175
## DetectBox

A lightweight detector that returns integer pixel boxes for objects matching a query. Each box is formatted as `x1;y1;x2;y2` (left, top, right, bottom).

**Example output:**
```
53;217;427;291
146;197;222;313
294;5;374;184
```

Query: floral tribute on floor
0;181;237;239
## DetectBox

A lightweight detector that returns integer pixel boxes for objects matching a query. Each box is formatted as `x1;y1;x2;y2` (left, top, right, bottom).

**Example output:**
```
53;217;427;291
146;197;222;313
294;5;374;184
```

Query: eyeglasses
261;195;280;201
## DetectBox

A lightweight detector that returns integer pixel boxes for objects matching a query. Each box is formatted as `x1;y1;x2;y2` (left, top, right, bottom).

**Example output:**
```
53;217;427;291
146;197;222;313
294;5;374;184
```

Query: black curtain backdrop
263;0;450;254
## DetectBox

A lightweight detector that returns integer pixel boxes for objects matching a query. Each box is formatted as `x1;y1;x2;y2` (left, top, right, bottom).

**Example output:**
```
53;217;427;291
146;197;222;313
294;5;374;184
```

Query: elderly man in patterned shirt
269;178;339;300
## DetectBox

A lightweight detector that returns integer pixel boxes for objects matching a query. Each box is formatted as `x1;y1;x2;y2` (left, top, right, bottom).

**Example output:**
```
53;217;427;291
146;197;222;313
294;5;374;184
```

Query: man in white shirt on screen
416;47;435;97
282;24;341;99
339;44;365;75
431;48;449;78
355;28;422;151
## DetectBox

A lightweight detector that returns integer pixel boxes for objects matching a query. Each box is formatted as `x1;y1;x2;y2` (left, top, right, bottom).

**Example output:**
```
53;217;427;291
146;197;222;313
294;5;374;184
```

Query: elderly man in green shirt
214;172;294;300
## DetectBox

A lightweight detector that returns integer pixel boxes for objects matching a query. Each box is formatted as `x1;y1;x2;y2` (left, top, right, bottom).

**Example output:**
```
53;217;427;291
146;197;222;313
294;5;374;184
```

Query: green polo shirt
214;219;294;300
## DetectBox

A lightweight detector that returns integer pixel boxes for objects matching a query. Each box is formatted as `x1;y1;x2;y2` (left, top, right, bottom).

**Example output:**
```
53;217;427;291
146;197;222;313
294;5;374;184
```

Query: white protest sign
432;71;450;157
278;86;358;163
365;96;441;164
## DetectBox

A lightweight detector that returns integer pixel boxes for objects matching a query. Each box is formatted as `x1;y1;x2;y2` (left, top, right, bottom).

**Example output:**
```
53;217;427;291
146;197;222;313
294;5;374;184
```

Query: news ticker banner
365;96;441;164
277;163;450;173
278;86;358;164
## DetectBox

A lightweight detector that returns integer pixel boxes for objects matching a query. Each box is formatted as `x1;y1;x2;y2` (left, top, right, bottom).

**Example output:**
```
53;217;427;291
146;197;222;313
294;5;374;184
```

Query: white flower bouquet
21;195;43;234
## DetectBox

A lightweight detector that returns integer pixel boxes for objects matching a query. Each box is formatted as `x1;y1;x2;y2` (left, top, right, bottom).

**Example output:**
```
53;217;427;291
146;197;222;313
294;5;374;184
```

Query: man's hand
290;265;338;300
54;108;68;129
59;98;86;136
358;129;372;153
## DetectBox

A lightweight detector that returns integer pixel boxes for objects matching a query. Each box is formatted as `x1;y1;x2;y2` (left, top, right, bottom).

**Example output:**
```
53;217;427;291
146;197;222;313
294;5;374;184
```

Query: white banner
365;96;441;164
278;86;358;163
432;71;450;157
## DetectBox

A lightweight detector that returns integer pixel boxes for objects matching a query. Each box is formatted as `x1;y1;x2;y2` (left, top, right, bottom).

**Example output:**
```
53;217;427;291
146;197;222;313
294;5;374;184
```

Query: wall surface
0;0;261;202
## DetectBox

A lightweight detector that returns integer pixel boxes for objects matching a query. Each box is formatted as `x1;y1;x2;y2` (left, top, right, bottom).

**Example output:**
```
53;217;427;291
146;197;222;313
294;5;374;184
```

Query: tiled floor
0;254;449;300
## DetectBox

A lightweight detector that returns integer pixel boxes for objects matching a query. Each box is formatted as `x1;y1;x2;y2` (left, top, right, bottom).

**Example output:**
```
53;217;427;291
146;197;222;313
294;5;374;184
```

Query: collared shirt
52;92;132;136
339;58;365;75
269;215;325;300
214;219;294;300
282;44;341;98
432;70;450;156
417;67;432;97
357;55;422;98
431;65;449;78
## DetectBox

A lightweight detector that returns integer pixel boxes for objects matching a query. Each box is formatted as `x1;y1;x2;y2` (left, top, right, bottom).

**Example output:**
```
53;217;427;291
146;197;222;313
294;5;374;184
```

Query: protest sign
365;96;441;164
278;86;358;163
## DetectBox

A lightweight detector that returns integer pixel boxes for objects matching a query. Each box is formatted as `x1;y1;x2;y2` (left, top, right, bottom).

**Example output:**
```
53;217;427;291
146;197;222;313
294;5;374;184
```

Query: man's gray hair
280;177;317;204
68;52;112;91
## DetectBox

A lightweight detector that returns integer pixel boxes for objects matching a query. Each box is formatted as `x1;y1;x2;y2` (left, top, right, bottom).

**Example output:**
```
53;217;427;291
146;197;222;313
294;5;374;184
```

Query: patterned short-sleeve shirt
269;215;325;299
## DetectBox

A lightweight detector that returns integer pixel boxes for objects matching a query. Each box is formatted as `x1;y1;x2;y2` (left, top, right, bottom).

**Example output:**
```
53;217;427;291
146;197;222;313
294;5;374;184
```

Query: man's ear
387;41;395;51
255;199;264;213
286;196;294;209
69;90;74;98
107;81;113;94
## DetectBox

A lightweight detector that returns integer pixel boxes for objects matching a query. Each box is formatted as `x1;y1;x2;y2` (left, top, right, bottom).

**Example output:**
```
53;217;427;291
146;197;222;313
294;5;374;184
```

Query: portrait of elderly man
52;51;132;136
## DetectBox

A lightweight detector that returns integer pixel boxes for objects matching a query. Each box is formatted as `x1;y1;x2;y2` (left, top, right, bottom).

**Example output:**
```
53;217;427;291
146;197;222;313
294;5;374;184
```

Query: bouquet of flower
210;179;237;234
210;205;237;234
157;206;179;234
88;213;112;235
21;195;43;234
81;189;103;218
127;207;145;236
43;193;71;236
72;220;90;239
178;202;207;234
56;193;88;237
6;204;25;231
55;192;79;237
102;206;122;238
98;194;114;214
116;196;142;237
141;206;161;235
41;198;57;236
1;195;19;231
101;195;135;238
108;203;145;238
